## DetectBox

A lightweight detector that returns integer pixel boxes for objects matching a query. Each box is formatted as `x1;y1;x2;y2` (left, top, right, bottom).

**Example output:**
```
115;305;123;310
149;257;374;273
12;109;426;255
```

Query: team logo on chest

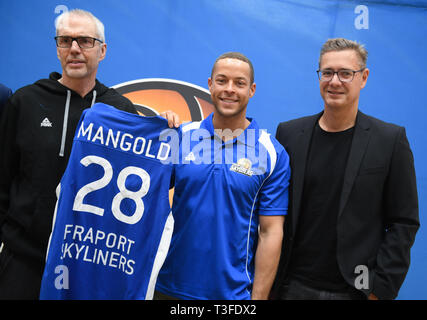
230;158;254;177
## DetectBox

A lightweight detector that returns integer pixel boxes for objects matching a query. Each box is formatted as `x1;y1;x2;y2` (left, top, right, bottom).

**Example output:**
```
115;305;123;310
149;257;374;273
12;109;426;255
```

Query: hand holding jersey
40;103;178;299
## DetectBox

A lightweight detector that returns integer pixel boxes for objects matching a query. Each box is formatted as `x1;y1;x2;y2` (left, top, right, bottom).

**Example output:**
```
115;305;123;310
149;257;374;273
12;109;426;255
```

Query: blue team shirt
40;103;177;299
156;113;290;300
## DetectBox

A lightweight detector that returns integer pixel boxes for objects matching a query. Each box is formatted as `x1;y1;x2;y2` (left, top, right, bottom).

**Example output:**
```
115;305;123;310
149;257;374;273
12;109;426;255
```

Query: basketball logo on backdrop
112;78;214;122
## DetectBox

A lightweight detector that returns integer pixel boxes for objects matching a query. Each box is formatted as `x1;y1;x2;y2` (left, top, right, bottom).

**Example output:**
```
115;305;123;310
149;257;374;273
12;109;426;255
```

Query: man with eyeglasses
272;38;419;300
0;9;179;299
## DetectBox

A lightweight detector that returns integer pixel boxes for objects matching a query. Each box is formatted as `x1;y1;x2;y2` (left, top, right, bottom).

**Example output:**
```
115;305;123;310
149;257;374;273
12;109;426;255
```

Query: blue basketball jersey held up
40;103;178;299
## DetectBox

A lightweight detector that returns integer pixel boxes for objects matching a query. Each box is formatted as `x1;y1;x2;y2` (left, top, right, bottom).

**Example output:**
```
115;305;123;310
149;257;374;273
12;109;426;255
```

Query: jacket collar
338;111;371;218
290;111;322;233
46;72;107;99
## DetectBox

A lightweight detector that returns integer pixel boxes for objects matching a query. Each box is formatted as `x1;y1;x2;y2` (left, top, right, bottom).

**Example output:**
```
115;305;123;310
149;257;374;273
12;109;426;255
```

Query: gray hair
211;52;255;84
55;9;105;43
319;38;368;69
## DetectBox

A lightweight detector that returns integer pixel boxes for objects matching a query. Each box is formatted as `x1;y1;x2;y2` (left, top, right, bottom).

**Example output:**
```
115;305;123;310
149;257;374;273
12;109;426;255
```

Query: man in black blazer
272;38;419;300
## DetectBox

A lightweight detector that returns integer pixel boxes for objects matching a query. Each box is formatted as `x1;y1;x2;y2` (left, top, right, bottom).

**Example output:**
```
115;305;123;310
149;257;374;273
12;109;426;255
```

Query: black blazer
272;111;419;299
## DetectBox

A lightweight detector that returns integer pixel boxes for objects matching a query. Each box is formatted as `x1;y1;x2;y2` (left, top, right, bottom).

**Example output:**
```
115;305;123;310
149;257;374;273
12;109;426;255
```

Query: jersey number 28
72;155;150;224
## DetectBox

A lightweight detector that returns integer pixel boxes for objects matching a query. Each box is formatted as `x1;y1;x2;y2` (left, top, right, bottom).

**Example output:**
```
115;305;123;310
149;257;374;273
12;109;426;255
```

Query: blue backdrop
1;0;426;299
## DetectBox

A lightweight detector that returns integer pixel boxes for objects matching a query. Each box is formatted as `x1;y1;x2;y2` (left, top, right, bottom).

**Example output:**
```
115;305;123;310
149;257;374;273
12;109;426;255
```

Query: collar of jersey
198;112;258;148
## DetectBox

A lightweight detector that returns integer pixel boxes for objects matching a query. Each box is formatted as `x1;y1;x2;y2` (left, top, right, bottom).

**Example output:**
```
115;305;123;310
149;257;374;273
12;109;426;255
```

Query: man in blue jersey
155;52;291;300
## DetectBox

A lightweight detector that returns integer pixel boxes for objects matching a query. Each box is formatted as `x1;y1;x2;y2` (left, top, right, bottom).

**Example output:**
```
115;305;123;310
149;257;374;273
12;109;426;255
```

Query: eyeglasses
54;36;103;49
317;68;365;83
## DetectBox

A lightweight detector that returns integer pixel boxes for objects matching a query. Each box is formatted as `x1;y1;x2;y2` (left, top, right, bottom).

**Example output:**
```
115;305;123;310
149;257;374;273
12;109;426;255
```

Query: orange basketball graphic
112;78;214;122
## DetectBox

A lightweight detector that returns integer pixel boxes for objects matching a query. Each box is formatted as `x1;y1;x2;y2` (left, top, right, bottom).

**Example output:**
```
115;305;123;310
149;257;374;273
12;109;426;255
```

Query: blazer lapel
291;113;322;233
338;111;371;218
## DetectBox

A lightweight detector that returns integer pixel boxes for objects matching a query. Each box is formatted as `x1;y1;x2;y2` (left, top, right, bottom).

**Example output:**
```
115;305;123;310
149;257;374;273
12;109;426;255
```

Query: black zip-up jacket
0;72;136;269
